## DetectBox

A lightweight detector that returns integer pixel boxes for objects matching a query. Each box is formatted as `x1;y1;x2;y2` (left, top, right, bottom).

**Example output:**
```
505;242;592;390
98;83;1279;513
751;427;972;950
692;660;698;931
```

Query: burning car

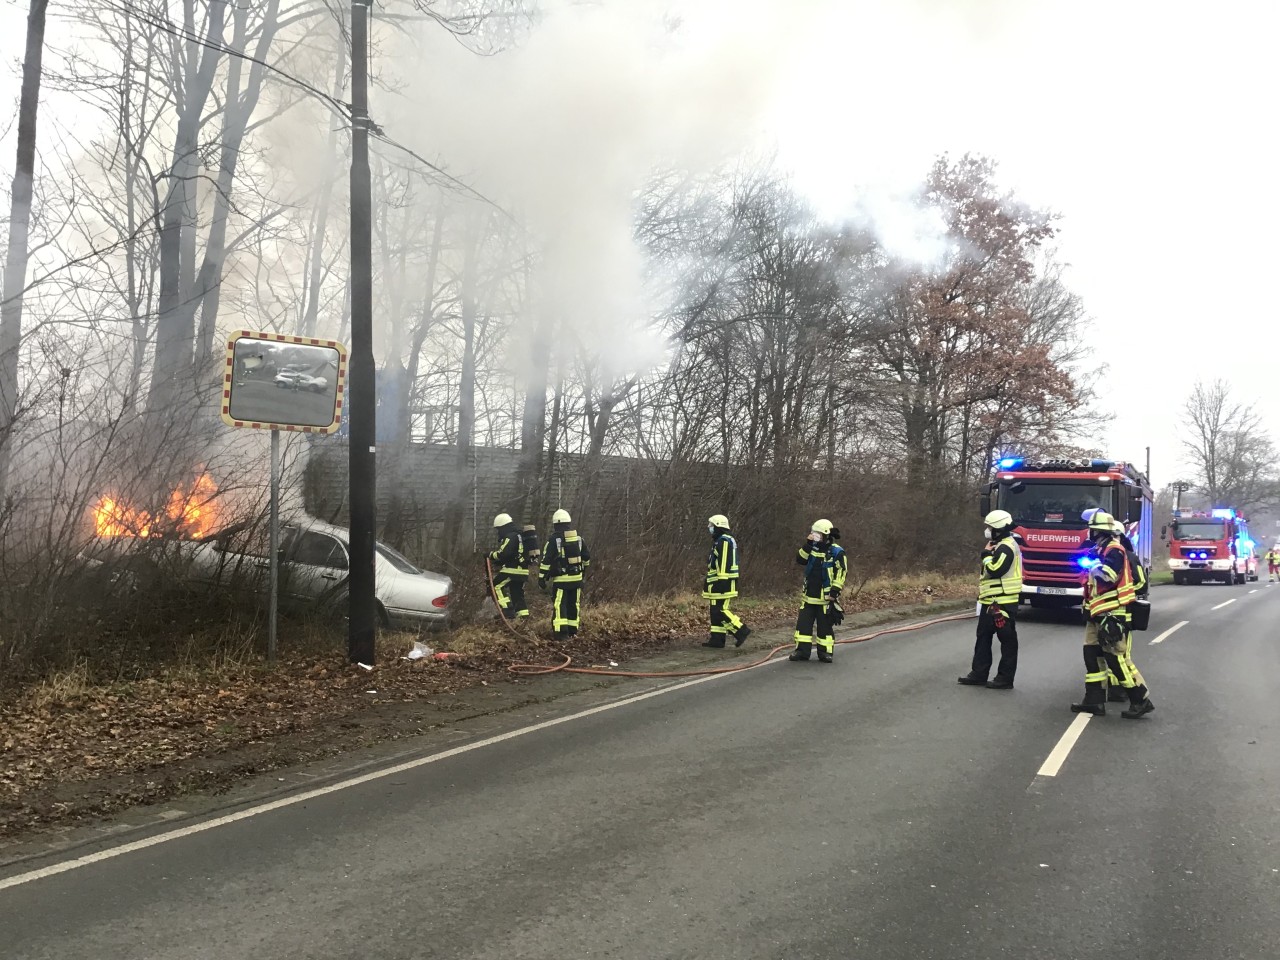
83;482;450;629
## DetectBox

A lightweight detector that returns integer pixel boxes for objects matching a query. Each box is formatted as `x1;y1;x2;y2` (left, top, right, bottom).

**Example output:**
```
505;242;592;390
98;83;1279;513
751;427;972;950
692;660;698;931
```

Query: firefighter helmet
1088;510;1115;532
1081;507;1100;523
708;514;730;529
811;519;833;536
552;508;572;525
984;510;1014;530
493;512;513;528
1111;518;1126;535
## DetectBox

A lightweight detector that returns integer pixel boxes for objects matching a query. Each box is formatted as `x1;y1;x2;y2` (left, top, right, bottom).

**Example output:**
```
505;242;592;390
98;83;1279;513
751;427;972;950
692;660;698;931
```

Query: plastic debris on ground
403;641;434;661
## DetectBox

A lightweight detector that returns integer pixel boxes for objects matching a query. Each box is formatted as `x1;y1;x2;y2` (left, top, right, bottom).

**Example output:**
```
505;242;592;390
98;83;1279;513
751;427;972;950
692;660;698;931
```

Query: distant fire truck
1164;508;1257;585
982;457;1153;608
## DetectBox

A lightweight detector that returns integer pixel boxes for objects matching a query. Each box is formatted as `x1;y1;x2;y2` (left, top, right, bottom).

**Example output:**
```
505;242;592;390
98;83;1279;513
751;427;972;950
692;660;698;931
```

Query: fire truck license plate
1190;562;1207;569
1039;587;1067;595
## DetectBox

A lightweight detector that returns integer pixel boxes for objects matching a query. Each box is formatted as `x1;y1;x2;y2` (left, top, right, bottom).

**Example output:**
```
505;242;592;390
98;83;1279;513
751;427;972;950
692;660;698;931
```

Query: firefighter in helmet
488;513;529;622
791;519;836;662
1072;510;1154;718
1104;516;1147;702
702;514;751;648
1267;545;1280;583
539;509;590;640
959;509;1022;689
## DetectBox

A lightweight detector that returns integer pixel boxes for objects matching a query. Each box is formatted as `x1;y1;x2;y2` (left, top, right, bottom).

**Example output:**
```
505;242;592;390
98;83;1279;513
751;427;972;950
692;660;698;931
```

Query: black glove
828;599;844;625
829;586;841;599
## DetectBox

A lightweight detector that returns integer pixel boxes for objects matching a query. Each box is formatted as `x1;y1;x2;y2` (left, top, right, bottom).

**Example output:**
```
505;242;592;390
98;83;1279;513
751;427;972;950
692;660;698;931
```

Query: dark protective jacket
489;524;527;578
797;540;832;604
703;531;740;599
540;525;591;584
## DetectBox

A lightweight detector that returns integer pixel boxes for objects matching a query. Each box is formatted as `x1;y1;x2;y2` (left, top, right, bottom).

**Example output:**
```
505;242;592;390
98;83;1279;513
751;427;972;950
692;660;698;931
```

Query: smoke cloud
387;0;828;375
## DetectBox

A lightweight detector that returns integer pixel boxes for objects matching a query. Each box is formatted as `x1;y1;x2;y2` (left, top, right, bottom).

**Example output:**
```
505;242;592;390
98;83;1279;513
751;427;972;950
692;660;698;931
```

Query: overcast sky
1;0;1276;489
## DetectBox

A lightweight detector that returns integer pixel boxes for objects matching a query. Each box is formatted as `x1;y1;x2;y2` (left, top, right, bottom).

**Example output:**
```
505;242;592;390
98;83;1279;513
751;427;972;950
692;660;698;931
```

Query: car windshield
997;481;1110;526
1171;520;1226;541
376;542;421;574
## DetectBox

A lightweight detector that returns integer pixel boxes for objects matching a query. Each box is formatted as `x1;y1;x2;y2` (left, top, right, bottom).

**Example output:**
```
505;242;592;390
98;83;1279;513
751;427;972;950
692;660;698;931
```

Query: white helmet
984;510;1014;530
811;519;833;536
493;512;513;528
708;514;730;529
552;508;571;524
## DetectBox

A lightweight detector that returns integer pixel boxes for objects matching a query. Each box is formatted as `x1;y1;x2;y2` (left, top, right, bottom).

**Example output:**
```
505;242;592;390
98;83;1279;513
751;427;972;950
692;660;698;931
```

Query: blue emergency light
1077;556;1101;570
1211;508;1235;519
998;457;1024;469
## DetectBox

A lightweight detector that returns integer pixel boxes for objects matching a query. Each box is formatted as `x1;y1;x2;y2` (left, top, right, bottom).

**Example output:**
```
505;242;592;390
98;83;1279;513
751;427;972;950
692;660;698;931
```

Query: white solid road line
1211;598;1237;611
1036;713;1092;778
1249;589;1258;594
1149;620;1190;645
0;669;747;892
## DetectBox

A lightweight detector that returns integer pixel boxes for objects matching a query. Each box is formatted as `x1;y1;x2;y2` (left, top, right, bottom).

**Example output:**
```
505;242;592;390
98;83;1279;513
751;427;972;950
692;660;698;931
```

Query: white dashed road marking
1036;713;1092;778
1149;620;1189;645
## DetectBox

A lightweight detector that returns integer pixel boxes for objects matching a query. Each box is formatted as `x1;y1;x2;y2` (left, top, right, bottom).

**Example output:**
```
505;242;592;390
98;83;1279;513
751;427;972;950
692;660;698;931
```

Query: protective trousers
493;573;528;621
1084;619;1148;703
552;582;581;638
794;601;833;658
710;597;743;637
971;607;1018;681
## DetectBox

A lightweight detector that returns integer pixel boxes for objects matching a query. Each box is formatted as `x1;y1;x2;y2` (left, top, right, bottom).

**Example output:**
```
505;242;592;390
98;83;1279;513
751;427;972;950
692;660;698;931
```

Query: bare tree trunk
193;0;281;373
0;0;48;497
148;0;228;413
443;224;479;557
300;47;347;338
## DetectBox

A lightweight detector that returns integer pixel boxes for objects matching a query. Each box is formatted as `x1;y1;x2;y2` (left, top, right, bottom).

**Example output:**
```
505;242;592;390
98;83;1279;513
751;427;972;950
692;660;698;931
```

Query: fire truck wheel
1173;572;1186;585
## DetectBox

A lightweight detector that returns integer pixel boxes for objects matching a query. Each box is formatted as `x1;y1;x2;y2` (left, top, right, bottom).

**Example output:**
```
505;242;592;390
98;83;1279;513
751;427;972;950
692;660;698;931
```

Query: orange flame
93;472;222;540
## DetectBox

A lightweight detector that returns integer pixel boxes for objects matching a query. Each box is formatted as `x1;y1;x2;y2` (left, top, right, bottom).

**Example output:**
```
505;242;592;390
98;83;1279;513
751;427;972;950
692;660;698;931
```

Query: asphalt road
3;583;1278;959
227;379;337;428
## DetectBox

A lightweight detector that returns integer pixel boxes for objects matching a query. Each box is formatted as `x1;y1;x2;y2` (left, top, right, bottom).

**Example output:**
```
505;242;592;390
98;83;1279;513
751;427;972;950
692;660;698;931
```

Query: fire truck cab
1164;508;1257;585
981;457;1153;608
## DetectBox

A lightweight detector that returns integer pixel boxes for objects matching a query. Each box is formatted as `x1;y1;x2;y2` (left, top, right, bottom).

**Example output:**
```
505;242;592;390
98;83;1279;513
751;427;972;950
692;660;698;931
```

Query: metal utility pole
347;0;377;665
1145;446;1151;482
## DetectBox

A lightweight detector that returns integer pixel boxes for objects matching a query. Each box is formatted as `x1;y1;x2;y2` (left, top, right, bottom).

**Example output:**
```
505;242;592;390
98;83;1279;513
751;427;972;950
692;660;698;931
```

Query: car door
282;530;350;606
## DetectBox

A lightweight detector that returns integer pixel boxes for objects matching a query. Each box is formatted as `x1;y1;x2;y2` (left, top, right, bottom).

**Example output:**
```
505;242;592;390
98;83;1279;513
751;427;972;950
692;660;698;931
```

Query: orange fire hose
506;610;974;679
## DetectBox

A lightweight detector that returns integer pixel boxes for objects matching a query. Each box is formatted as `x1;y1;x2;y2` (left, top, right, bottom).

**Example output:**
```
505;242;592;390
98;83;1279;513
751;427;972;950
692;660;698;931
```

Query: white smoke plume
386;0;827;373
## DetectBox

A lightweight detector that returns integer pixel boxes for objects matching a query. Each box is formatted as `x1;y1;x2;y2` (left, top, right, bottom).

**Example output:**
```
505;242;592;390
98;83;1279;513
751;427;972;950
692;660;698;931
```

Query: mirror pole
269;428;280;664
347;0;377;665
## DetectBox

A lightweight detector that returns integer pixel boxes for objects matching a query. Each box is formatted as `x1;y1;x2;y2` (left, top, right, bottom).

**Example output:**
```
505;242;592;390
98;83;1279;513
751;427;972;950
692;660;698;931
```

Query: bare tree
1181;379;1280;512
0;0;50;497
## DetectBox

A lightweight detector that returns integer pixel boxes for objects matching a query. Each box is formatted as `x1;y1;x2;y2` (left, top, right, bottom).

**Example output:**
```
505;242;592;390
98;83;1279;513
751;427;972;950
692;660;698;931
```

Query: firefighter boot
1071;683;1107;716
702;635;726;649
733;626;752;648
1121;686;1155;720
816;644;833;663
789;642;812;662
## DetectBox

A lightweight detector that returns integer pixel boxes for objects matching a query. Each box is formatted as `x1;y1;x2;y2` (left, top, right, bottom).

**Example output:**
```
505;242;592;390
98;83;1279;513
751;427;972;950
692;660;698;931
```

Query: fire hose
485;557;971;678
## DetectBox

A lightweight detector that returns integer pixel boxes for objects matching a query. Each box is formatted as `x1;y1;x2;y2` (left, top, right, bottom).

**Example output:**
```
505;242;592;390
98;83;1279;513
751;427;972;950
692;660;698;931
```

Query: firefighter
1104;517;1147;702
791;519;836;663
488;513;529;622
702;514;751;648
539;509;590;640
1072;511;1155;719
1267;546;1280;583
958;509;1022;690
827;526;848;627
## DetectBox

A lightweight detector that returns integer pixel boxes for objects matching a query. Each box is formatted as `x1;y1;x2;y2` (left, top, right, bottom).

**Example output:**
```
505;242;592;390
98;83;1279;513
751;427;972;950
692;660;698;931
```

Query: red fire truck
1164;508;1257;585
981;457;1153;608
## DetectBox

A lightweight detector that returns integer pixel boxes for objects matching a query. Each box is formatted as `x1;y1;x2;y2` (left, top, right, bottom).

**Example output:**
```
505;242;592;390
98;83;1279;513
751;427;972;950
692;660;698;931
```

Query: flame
93;472;222;540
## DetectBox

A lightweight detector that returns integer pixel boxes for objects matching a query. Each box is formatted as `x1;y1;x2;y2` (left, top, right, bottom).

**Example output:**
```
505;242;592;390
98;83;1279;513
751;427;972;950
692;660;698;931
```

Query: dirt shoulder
0;577;970;844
